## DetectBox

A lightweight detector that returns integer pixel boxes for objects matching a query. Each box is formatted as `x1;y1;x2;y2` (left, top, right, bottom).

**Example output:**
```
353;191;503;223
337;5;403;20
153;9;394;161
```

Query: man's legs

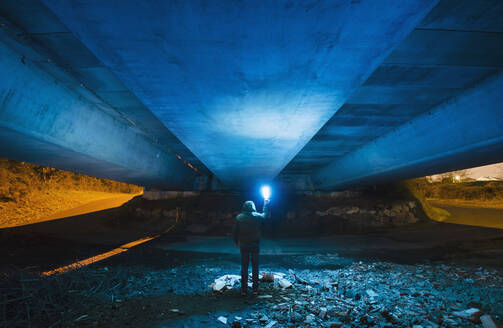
240;247;250;294
251;247;259;293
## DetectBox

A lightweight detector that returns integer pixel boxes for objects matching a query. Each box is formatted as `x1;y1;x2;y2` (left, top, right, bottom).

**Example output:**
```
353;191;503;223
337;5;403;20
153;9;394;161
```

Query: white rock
213;281;226;291
453;308;482;322
212;274;241;291
217;316;227;325
264;320;278;328
366;289;378;298
278;278;293;289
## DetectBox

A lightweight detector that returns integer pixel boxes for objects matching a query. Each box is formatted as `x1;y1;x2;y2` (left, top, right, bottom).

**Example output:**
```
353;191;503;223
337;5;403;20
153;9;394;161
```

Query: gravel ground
12;247;497;328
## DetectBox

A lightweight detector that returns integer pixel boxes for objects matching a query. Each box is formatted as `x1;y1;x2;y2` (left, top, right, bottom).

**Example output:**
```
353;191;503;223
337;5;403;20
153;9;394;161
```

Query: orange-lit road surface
41;208;179;276
430;200;503;229
44;193;141;222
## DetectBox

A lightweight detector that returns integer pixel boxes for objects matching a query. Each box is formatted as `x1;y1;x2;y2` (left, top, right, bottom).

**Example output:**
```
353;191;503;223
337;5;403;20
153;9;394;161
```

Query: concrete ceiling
283;0;503;177
36;0;437;188
1;0;502;189
0;0;210;176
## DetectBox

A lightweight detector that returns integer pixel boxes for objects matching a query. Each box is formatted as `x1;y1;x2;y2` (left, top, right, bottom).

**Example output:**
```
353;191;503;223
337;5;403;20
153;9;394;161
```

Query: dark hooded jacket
232;201;270;247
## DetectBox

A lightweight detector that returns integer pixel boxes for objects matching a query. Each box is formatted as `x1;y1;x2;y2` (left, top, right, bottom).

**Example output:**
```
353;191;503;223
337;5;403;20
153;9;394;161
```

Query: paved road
430;200;503;229
43;193;139;222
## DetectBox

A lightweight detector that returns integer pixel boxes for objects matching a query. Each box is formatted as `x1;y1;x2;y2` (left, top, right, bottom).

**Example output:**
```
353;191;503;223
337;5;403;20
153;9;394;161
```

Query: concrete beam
0;27;199;189
312;71;503;189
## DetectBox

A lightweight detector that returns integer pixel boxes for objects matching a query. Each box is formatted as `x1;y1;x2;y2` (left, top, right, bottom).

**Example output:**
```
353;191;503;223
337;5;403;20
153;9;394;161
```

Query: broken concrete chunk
480;315;498;328
217;316;227;325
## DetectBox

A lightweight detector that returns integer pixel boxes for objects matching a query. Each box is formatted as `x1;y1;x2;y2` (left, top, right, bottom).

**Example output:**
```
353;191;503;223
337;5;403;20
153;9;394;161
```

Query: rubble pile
211;261;503;327
211;273;293;292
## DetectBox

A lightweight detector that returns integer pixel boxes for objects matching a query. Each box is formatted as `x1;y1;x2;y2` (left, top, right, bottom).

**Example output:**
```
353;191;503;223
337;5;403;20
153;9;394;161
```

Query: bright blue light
261;185;271;200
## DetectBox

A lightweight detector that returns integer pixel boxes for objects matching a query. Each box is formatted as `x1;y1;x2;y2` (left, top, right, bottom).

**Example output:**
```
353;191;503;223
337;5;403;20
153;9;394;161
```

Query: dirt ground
1;201;503;327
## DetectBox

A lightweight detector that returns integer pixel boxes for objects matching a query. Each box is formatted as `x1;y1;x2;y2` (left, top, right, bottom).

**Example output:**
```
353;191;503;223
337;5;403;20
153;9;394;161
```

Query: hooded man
232;198;270;295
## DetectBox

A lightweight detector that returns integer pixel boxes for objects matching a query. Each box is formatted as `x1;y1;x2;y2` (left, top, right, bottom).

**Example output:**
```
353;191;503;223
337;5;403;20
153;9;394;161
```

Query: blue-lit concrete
40;0;437;188
0;26;198;189
2;0;503;190
312;71;503;189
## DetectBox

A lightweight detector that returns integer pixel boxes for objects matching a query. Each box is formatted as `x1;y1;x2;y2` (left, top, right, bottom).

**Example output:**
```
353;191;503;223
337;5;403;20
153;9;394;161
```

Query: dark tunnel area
1;159;503;327
1;0;503;327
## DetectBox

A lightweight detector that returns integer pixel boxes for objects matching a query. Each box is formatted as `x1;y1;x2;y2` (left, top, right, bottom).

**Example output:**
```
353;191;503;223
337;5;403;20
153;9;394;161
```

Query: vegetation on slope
0;158;142;228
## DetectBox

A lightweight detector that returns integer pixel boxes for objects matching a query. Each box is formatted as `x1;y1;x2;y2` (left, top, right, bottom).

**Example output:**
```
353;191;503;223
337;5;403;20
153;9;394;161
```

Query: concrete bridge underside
0;0;502;190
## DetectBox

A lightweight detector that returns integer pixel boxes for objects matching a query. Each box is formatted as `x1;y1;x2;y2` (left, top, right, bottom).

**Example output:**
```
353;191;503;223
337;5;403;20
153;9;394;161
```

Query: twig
0;295;32;306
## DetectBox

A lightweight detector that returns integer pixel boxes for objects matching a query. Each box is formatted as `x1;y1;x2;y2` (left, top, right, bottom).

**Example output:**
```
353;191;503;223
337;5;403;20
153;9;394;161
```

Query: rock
257;294;273;299
212;274;241;291
366;289;378;298
290;312;303;323
231;321;241;328
453;308;482;322
264;320;278;328
217;316;227;325
305;314;316;324
480;315;498;328
259;314;269;323
277;278;293;289
212;281;226;292
318;307;327;319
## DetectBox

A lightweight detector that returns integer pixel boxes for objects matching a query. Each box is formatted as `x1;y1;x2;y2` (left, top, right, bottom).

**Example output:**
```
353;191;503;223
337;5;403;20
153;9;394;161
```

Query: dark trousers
240;246;259;292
